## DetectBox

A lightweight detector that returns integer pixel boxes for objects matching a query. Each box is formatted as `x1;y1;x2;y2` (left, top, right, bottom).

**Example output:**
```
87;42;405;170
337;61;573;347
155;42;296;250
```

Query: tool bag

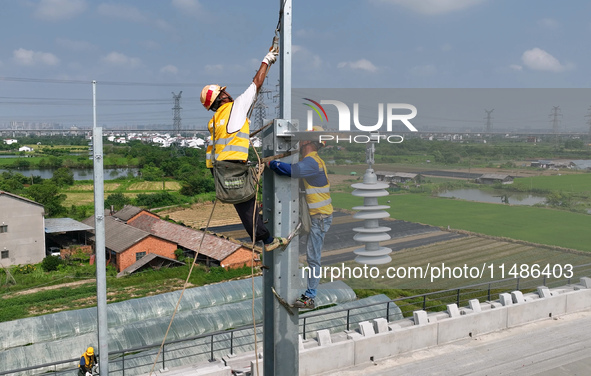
211;121;257;204
212;160;257;204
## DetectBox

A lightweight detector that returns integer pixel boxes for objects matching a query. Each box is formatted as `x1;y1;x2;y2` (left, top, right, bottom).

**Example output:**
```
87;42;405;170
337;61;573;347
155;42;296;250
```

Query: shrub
41;256;62;272
174;249;186;263
13;264;37;274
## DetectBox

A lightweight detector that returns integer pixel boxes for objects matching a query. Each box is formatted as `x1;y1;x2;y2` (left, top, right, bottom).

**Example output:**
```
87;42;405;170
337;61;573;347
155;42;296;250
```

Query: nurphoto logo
302;98;418;144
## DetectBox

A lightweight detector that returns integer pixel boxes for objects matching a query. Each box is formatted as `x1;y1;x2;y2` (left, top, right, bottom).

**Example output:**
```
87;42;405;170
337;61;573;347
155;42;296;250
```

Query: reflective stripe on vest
303;152;333;216
206;102;250;168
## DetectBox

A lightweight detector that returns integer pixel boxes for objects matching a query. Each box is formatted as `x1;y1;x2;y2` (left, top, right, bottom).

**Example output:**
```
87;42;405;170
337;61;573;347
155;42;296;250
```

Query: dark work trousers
234;195;270;242
209;166;270;242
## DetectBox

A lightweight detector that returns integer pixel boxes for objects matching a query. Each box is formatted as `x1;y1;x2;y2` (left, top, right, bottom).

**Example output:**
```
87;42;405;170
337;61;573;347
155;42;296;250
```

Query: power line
0;76;247;87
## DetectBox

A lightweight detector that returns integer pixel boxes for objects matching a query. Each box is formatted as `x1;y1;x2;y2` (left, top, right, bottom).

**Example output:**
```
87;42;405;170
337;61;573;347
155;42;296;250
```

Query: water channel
0;167;139;181
438;188;546;206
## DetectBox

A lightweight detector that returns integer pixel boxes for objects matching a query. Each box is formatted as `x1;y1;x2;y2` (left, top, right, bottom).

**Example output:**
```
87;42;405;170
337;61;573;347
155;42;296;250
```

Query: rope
249;140;265;376
149;4;288;374
148;200;218;376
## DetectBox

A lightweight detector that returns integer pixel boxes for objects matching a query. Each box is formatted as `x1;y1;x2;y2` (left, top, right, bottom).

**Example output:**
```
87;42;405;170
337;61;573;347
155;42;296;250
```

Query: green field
332;192;591;252
513;173;591;193
336;236;591;291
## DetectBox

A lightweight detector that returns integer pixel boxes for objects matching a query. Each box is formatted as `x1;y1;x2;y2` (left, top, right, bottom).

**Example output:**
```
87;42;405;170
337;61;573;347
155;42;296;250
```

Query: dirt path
2;278;96;299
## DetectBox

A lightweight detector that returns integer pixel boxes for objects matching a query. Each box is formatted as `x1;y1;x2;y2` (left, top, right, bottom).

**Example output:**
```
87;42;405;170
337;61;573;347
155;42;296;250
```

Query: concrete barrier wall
297;280;591;376
171;280;591;376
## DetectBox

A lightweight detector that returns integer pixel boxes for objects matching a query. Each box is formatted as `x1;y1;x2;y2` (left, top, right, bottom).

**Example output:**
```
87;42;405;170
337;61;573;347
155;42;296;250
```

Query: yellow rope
250;142;265;376
148;199;218;376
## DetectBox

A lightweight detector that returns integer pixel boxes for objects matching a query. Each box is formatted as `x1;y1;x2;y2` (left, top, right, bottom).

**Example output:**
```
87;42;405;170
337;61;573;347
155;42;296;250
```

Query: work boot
265;237;288;251
293;294;315;309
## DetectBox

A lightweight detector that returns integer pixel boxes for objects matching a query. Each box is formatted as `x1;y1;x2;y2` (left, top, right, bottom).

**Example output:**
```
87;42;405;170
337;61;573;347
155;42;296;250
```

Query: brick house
112;205;257;269
82;216;177;273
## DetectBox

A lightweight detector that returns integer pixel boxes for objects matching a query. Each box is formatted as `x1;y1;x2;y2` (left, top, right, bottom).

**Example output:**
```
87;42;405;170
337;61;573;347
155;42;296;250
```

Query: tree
51;167;74;187
105;193;132;211
180;175;215;196
564;139;584;149
26;181;67;217
140;164;164;181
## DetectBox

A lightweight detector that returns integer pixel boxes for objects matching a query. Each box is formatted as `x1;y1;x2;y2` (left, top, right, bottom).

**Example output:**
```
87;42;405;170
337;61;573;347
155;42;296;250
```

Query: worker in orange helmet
200;49;286;251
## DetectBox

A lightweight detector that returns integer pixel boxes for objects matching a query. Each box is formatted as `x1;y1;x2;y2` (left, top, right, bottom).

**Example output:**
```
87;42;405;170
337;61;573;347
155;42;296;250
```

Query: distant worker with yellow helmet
78;346;97;376
200;49;286;251
267;126;333;309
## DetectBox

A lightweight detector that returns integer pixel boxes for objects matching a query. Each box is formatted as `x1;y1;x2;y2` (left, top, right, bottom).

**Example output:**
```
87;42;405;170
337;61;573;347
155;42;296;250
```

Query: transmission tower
251;76;273;133
171;91;183;154
549;106;562;149
585;105;591;137
172;91;182;136
273;80;281;117
484;109;494;132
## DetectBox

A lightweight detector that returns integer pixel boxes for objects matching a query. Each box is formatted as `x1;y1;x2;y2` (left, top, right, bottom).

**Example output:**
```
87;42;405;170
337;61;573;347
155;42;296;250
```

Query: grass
0;264;255;322
63;180;183;206
127;181;181;191
513;173;591;193
332;192;591;252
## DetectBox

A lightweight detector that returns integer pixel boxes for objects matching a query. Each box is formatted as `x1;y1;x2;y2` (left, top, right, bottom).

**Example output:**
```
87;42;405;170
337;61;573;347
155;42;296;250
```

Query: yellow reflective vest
303;152;333;216
206;102;250;168
79;353;96;370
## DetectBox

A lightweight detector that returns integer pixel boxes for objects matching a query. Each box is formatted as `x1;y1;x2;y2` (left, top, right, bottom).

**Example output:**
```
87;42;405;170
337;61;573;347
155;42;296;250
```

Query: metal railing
3;262;591;376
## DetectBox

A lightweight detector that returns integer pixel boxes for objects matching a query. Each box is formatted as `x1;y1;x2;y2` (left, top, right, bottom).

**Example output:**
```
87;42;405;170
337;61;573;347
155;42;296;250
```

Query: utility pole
549;106;562;149
92;81;109;376
262;1;299;375
484;109;494;132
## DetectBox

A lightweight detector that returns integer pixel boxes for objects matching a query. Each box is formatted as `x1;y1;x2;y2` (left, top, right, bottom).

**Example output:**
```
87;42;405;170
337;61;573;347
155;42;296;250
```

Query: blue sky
1;0;590;128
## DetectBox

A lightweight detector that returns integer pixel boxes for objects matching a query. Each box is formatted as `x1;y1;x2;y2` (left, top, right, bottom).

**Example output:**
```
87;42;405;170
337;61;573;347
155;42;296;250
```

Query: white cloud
509;64;523;71
205;64;224;74
97;3;148;22
538;18;559;29
373;0;485;15
13;48;60;66
337;59;378;73
56;38;96;52
141;40;161;50
160;65;179;74
34;0;87;21
171;0;203;16
410;64;437;76
97;3;171;31
521;48;569;72
101;52;141;68
440;43;452;52
292;45;323;70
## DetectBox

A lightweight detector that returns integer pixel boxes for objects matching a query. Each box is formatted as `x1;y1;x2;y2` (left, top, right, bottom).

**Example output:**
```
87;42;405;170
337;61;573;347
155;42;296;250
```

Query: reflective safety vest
303;152;333;216
206;102;250;168
79;353;96;369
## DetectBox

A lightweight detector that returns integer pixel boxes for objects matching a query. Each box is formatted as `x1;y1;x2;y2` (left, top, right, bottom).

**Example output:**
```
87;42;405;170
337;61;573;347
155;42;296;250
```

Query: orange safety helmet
200;84;226;110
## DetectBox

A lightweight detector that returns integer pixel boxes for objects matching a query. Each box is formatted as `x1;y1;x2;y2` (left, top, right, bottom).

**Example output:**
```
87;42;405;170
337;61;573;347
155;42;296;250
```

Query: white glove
263;51;278;66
